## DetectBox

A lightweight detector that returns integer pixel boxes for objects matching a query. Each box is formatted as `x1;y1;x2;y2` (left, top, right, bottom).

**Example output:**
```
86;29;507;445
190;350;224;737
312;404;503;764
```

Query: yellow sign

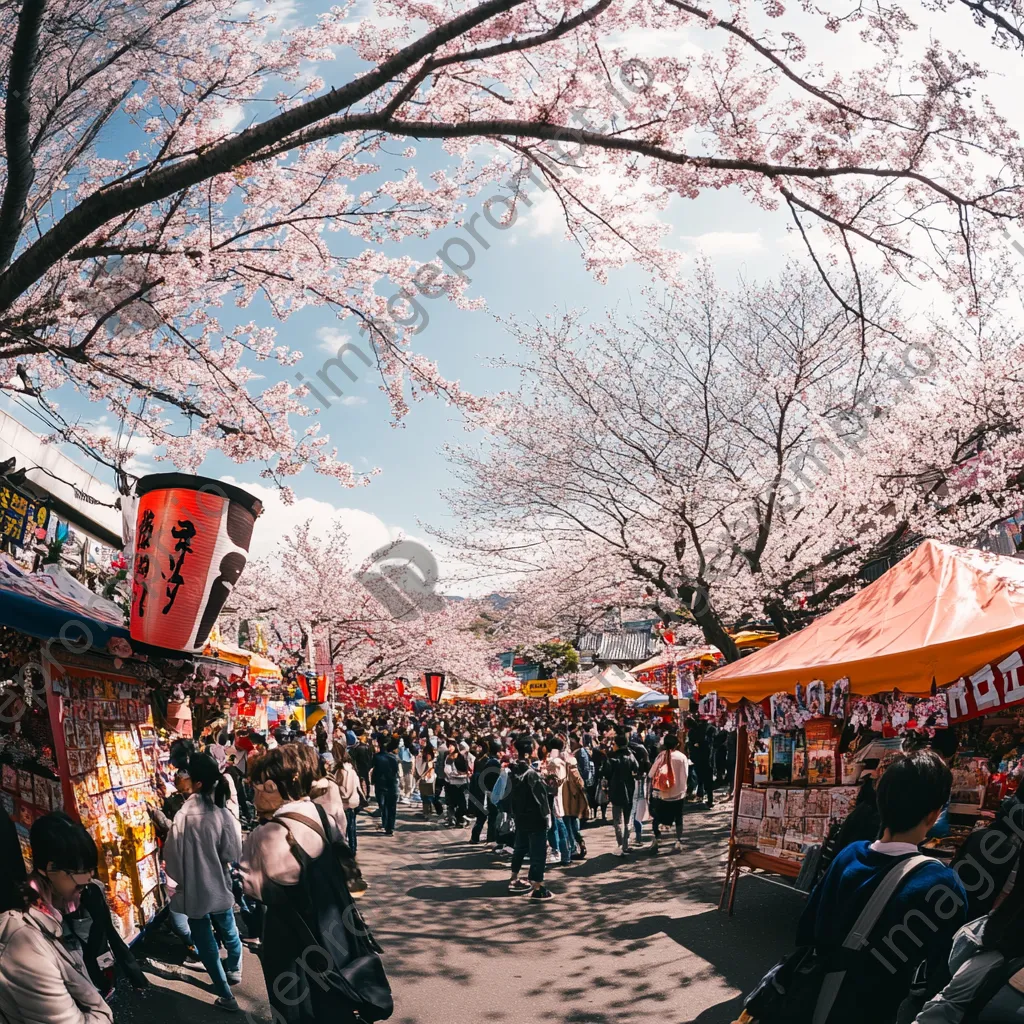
522;678;558;698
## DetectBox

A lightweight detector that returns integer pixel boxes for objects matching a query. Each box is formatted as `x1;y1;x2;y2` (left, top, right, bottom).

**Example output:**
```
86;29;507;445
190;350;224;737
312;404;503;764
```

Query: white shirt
869;840;920;856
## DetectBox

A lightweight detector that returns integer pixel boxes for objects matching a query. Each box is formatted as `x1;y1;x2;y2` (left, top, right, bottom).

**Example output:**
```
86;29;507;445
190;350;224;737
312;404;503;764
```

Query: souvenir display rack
50;662;164;941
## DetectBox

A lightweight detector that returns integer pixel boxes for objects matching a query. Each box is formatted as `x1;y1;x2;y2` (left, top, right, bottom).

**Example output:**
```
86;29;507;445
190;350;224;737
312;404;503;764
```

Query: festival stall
703;539;1024;913
631;645;723;692
0;575;168;942
0;472;263;941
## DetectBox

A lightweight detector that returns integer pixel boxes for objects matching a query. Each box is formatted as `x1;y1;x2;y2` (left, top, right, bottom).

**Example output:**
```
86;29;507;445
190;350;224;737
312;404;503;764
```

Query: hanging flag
335;663;346;689
395;677;406;698
297;672;328;703
424;671;445;703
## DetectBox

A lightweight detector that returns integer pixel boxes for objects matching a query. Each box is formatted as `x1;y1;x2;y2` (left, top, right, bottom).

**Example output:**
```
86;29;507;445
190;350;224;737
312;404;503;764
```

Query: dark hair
31;811;97;875
928;729;960;761
249;744;316;801
548;737;564;752
663;733;679;750
515;736;536;760
983;873;1024;955
332;740;350;765
876;750;952;834
187;752;231;808
169;738;195;770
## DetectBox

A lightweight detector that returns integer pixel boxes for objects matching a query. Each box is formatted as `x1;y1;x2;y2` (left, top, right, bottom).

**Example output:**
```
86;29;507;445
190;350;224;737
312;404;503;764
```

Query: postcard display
737;715;859;866
47;664;164;942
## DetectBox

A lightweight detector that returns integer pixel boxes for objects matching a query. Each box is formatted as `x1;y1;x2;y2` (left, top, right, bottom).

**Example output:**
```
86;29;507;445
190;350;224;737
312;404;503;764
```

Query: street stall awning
202;639;282;682
551;667;654;702
248;652;283;681
0;554;129;652
630;645;722;675
448;688;493;702
703;539;1024;702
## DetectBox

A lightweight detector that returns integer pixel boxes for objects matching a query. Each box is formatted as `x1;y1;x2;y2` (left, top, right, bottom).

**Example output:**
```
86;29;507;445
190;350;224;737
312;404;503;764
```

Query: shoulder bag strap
812;854;932;1024
274;809;329;843
842;854;933;950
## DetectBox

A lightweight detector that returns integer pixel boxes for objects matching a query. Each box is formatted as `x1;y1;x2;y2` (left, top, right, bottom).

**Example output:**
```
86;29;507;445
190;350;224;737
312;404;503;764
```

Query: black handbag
744;854;930;1024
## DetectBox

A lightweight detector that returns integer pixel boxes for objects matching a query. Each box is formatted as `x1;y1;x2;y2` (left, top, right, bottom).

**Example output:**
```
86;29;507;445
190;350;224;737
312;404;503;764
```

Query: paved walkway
116;802;805;1024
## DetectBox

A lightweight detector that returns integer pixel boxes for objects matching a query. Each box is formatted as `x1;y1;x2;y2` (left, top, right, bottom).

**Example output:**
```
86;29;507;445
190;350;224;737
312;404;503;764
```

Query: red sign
298;673;327;703
945;645;1024;723
335;663;346;688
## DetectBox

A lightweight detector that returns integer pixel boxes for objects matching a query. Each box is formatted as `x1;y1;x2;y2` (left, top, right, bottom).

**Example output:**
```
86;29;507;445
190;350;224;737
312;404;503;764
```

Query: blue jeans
168;910;192;945
564;815;582;854
377;786;398;833
189;909;242;999
345;808;358;853
548;816;571;864
511;829;548;883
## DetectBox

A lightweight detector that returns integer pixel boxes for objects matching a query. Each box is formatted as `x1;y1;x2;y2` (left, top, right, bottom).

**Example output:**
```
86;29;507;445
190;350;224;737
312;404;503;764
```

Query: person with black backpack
508;736;554;901
744;750;967;1024
913;875;1024;1023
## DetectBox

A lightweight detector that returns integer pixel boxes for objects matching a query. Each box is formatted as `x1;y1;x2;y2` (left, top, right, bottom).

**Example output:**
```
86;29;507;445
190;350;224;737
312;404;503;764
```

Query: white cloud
339;396;367;406
209;102;244;136
316;326;352;354
682;231;764;255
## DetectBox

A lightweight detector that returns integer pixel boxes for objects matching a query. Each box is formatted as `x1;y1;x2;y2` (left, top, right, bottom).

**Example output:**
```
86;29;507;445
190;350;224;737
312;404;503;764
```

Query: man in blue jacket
796;749;968;1023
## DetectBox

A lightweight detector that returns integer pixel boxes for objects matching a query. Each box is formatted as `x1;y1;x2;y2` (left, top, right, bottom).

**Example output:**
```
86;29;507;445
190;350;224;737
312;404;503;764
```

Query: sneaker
613;848;629;857
545;852;560;865
508;879;531;893
576;840;587;858
648;841;660;855
225;970;242;986
183;950;203;968
530;887;554;901
671;840;683;853
214;996;239;1013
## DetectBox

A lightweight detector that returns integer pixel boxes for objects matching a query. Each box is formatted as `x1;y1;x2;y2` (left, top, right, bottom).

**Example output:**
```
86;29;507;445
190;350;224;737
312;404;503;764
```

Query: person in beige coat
0;812;113;1024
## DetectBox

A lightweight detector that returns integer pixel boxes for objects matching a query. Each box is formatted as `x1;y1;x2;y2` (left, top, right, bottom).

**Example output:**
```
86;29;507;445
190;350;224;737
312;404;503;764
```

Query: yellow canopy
551;670;652;702
203;640;282;681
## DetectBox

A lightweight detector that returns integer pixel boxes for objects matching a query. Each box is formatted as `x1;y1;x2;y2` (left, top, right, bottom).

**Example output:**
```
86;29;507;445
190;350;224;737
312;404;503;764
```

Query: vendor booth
703;539;1024;913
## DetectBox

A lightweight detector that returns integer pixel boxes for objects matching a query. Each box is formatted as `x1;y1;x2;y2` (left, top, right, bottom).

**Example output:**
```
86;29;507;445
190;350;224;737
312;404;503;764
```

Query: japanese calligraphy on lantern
0;481;48;548
129;474;261;654
945;646;1024;723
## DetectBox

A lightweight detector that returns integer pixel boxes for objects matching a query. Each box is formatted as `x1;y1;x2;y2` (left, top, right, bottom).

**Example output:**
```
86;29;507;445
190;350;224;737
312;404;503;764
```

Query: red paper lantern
129;474;261;653
395;677;405;698
424;671;445;703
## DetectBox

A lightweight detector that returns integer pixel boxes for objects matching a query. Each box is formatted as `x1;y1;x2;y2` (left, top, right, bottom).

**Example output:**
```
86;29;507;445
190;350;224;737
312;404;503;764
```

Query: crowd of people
14;695;1024;1023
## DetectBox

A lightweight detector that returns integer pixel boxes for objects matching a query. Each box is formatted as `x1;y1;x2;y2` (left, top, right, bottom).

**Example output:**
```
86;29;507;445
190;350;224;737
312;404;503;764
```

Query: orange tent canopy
703;539;1024;702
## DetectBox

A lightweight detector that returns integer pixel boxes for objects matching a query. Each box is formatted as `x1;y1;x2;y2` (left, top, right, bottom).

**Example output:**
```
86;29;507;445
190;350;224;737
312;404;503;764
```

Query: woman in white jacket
0;812;112;1024
164;752;243;1012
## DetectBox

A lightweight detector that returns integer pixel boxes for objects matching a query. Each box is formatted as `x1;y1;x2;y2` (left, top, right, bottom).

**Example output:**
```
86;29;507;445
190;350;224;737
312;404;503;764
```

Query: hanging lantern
297;672;327;703
129;474;262;653
424;671;445;703
395;677;406;698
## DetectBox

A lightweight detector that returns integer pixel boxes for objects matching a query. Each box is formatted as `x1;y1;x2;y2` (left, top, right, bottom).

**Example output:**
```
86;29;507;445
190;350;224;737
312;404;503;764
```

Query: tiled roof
577;630;656;663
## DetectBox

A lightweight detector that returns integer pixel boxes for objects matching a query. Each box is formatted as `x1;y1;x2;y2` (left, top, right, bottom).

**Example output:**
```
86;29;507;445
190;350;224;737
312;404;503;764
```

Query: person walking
329;743;363;854
414;744;439;817
398;736;415;805
542;739;571;865
163;752;243;1012
603;735;639;856
0;812;114;1024
444;741;472;827
648;734;690;854
242;744;392;1024
349;730;374;803
508;737;554;901
370;739;401;836
469;741;501;844
562;742;591;858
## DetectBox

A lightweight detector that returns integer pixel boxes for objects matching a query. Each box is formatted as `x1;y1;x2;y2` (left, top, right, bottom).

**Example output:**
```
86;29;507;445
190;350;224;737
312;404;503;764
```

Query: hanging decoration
129;473;262;653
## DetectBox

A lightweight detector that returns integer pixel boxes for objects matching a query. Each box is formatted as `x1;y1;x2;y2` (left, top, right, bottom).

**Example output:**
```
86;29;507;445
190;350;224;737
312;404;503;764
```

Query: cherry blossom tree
232;517;511;690
443;264;937;658
0;0;1022;487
